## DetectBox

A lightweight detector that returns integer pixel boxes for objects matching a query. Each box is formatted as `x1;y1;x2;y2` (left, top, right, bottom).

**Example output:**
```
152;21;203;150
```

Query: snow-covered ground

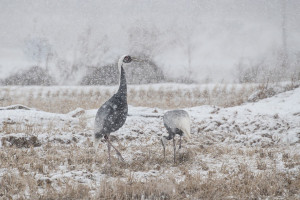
0;86;299;198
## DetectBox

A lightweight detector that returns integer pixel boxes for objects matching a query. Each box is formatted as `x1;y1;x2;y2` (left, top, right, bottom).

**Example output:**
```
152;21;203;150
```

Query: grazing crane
161;110;191;163
94;55;139;164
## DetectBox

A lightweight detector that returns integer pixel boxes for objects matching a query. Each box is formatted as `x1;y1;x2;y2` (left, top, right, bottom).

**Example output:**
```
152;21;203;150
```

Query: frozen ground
0;87;299;199
1;82;293;114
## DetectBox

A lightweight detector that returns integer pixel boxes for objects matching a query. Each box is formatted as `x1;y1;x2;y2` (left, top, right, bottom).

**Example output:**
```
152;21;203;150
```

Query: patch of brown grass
0;171;91;200
96;168;300;199
0;140;299;199
0;84;259;113
96;178;175;200
1;135;41;148
0;105;299;200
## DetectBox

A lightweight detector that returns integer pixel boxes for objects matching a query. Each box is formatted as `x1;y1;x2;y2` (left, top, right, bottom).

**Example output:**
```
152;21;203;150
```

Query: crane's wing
94;94;128;136
94;100;115;135
164;110;191;139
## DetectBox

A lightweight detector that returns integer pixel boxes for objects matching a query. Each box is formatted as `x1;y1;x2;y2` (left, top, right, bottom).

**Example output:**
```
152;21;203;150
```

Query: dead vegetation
1;83;297;113
96;168;300;199
1;135;41;148
0;133;299;199
0;84;259;113
0;84;299;199
0;171;91;200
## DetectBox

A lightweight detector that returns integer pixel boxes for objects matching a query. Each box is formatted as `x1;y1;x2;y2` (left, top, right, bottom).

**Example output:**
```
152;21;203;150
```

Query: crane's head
122;55;133;63
118;55;139;72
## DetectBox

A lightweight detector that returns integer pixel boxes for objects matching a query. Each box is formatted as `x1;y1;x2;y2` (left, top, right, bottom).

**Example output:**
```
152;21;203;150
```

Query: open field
0;83;299;199
1;0;300;198
0;83;261;113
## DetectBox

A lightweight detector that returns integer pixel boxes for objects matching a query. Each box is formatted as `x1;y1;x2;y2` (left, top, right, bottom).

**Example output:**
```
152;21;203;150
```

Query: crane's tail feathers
184;128;191;141
161;137;167;148
93;138;100;151
95;132;103;139
93;132;103;150
179;117;191;141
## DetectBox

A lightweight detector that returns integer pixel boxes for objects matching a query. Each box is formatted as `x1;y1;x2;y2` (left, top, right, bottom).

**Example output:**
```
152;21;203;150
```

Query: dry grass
95;169;300;199
0;171;91;200
0;84;258;113
0;84;299;199
0;134;299;199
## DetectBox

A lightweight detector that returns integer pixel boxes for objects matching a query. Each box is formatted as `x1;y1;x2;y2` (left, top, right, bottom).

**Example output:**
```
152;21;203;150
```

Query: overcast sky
0;0;300;83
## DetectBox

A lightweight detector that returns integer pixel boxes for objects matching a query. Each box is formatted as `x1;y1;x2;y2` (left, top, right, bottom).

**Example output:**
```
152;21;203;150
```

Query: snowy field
1;0;300;198
0;85;300;199
0;83;281;113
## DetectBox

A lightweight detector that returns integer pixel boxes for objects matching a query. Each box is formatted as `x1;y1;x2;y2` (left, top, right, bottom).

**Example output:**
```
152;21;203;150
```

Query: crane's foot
111;145;125;162
115;151;125;162
107;140;112;165
106;137;125;162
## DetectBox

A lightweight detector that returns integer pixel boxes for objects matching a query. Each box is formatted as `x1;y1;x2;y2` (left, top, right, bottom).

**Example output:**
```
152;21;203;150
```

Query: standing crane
161;110;191;163
94;55;139;164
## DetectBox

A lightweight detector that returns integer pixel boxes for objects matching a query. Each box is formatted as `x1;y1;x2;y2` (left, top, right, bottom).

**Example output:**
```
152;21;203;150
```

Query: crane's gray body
162;109;191;163
163;109;191;140
93;55;138;164
94;66;127;139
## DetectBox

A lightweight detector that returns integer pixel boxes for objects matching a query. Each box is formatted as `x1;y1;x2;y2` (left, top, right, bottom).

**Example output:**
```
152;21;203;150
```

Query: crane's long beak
131;57;142;62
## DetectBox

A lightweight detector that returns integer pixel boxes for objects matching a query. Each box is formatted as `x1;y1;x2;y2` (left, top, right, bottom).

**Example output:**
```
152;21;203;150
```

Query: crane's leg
94;138;100;164
179;136;182;149
161;139;166;159
106;137;111;165
173;137;176;164
163;145;166;159
106;137;125;162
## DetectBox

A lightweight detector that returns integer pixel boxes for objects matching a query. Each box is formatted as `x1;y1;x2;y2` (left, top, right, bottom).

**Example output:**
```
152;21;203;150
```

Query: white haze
0;0;300;83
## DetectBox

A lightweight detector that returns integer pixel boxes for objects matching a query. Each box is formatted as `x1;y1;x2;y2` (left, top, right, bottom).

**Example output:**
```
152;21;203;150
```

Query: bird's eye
123;56;131;63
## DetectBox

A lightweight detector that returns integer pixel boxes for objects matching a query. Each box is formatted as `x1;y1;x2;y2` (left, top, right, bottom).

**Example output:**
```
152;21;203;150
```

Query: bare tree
174;25;197;83
281;0;288;69
56;27;110;84
128;23;161;59
23;36;53;70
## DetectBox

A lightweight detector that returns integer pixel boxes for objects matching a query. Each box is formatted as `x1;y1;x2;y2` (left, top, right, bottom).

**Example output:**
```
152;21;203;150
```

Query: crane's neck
117;65;127;98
